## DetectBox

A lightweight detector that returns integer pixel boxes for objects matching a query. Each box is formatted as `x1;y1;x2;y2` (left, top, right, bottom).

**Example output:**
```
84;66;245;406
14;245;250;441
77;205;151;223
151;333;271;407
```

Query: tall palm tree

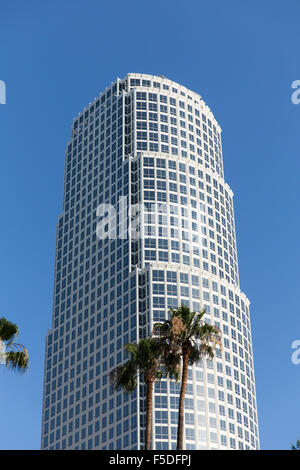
0;317;29;372
109;338;161;449
154;305;222;450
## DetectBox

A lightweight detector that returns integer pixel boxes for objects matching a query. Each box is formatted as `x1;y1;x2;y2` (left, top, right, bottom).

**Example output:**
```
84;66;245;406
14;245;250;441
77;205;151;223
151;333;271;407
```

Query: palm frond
292;440;300;450
6;350;29;373
109;337;164;395
155;305;222;365
0;318;19;343
110;361;137;393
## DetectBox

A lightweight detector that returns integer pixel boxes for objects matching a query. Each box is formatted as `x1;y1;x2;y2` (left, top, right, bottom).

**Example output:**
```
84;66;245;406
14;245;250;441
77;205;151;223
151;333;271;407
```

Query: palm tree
154;305;222;450
110;337;177;450
292;439;300;450
0;317;29;372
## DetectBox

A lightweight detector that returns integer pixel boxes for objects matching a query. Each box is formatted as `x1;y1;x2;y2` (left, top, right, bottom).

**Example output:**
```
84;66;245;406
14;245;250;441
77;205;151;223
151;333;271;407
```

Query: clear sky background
0;0;299;450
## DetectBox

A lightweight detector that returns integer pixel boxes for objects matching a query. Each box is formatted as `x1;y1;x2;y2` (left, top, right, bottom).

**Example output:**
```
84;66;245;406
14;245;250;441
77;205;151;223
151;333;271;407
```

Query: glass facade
41;73;259;450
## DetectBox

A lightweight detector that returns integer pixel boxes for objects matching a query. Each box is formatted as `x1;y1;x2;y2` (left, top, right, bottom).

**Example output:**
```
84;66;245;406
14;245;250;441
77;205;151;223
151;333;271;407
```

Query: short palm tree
110;337;167;450
154;305;222;450
0;317;29;372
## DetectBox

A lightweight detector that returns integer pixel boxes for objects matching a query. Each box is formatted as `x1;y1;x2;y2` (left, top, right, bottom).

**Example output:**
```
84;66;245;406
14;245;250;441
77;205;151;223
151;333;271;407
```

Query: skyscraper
41;73;259;450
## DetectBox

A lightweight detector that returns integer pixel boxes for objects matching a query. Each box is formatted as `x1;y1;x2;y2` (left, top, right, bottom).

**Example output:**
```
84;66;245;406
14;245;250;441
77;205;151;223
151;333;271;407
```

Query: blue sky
0;0;299;450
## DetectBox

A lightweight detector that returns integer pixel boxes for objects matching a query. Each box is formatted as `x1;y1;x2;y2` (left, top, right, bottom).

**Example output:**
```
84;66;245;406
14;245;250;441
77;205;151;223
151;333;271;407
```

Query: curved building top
76;73;221;131
72;73;225;179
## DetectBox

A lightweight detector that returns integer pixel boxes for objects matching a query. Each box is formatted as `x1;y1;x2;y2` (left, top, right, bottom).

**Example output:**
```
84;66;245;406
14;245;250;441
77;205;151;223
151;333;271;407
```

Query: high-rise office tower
41;74;259;450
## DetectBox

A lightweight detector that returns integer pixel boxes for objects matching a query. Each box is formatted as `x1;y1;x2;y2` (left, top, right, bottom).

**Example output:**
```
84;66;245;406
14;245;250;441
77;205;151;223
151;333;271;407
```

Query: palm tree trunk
177;348;189;450
145;378;154;450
